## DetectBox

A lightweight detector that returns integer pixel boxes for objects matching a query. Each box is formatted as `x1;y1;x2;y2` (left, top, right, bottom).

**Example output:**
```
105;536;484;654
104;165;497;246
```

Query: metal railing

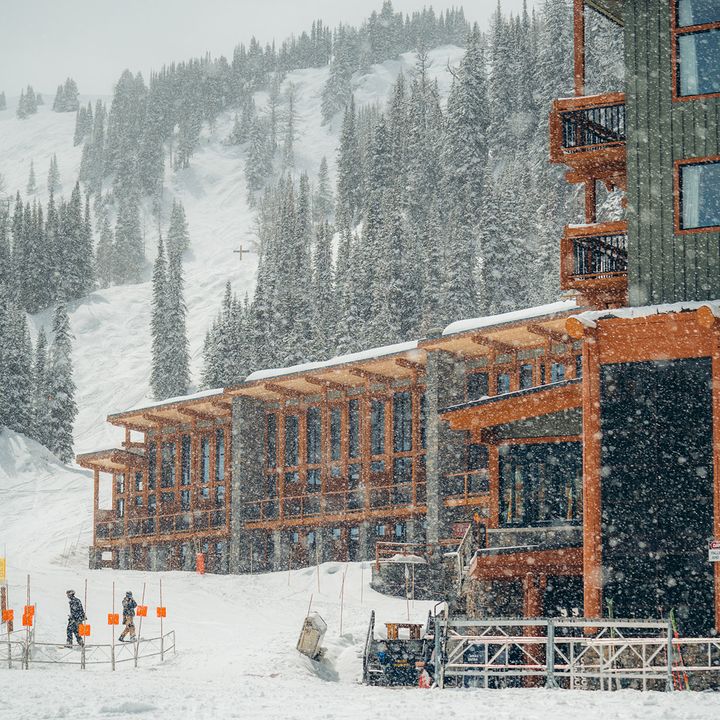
560;102;626;151
433;617;720;691
375;541;428;570
571;232;628;279
5;630;176;671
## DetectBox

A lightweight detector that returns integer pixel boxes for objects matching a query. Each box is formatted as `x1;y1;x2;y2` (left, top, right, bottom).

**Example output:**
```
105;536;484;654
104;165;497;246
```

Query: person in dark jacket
119;591;137;642
65;590;85;647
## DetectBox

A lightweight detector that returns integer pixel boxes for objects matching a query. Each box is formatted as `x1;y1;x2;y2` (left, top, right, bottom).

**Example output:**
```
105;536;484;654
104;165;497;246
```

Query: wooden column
488;442;500;528
710;320;720;632
582;327;603;619
585;180;597;224
574;0;586;97
93;468;100;546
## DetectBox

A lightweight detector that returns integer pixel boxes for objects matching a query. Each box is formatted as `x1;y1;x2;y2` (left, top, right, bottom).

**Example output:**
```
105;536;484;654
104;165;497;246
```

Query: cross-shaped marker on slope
233;245;255;262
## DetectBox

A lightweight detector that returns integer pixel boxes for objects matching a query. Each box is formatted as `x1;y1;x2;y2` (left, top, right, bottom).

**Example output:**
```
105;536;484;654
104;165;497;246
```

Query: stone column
229;396;267;574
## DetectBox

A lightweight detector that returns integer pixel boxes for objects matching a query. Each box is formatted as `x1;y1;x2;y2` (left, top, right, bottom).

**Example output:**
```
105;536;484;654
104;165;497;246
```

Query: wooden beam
574;0;586;97
527;324;572;345
264;382;314;398
305;376;353;392
177;408;217;422
348;367;394;384
142;412;176;426
395;358;425;373
471;335;517;355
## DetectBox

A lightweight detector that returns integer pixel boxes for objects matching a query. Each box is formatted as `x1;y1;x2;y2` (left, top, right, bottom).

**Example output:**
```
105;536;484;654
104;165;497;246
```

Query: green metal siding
625;0;720;305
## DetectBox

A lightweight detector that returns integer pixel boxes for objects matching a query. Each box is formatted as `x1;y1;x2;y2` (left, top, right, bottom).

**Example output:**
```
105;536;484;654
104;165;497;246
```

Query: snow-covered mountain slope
0;46;465;456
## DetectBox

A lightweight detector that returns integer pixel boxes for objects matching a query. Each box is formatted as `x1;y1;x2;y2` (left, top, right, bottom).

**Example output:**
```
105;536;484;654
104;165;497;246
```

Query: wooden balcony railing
561;221;628;304
95;509;227;541
243;482;427;525
550;93;626;185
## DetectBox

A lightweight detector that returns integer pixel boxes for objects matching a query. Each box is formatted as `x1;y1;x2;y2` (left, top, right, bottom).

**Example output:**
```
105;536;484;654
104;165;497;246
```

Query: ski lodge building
78;0;720;637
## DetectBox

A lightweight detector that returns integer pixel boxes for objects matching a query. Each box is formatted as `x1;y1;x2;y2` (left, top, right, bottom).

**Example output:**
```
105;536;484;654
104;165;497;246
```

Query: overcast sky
1;0;534;96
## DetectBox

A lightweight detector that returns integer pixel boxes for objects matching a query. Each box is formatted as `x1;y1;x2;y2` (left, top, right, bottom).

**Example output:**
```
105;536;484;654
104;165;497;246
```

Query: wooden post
111;580;115;670
159;578;164;661
339;566;346;636
710;320;720;632
574;0;586;97
582;328;603;621
585;180;597;224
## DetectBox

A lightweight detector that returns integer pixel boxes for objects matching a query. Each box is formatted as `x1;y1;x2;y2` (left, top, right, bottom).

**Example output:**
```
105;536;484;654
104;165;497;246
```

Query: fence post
666;621;674;692
545;619;558;688
81;642;86;670
111;642;115;671
434;615;442;688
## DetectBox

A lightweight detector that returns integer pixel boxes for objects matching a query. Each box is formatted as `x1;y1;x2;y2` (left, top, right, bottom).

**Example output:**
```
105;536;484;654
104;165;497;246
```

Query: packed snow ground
2;429;719;719
1;46;719;719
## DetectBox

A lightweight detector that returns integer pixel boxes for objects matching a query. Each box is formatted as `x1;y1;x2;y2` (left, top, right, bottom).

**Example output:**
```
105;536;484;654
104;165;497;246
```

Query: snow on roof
442;300;578;337
117;387;225;416
244;340;420;383
571;300;720;329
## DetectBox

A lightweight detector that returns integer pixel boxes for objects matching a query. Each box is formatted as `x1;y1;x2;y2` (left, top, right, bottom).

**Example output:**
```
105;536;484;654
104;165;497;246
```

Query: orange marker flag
2;609;14;623
156;607;166;618
107;613;120;625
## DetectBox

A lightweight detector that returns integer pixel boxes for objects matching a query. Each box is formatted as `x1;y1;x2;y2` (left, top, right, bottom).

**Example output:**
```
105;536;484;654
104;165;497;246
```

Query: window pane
678;0;720;26
392;391;413;452
681;161;720;229
330;407;342;461
497;373;511;394
370;400;385;455
201;438;210;483
181;436;191;486
135;472;143;491
551;363;566;383
467;372;489;400
148;443;156;490
520;364;534;390
678;29;720;96
348;399;360;458
306;408;322;464
467;444;488;471
181;489;191;511
161;443;176;487
215;430;225;482
284;415;299;467
266;414;277;468
307;468;321;492
393;457;412;483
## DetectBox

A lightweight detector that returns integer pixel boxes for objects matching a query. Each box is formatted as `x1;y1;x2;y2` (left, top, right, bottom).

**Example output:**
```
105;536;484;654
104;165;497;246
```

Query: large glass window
215;429;225;482
520;364;534;390
200;437;210;484
679;160;720;230
181;435;191;486
551;362;566;383
466;372;489;401
392;391;413;452
330;407;342;461
266;414;277;468
370;400;385;455
148;442;156;490
307;468;321;492
306;408;322;464
678;0;720;26
348;399;360;458
675;2;720;97
284;415;299;467
497;373;511;395
161;443;176;488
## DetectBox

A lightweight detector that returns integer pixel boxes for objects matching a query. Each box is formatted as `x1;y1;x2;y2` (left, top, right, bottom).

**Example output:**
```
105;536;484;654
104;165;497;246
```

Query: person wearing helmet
65;590;86;648
118;591;137;642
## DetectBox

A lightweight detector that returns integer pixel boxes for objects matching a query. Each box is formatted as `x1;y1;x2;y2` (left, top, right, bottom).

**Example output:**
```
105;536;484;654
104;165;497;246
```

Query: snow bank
442;300;579;337
571;300;720;329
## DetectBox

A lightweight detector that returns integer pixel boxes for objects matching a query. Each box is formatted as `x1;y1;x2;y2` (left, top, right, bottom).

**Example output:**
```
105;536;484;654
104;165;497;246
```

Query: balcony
550;93;626;187
560;221;628;305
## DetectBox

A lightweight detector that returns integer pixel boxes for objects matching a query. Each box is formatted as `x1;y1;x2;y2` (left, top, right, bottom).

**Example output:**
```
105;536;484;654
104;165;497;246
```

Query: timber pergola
106;389;232;434
226;344;427;401
76;448;146;474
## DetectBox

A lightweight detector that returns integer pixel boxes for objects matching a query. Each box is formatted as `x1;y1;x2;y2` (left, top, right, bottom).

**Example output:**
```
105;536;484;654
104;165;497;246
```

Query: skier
118;591;137;642
65;590;86;647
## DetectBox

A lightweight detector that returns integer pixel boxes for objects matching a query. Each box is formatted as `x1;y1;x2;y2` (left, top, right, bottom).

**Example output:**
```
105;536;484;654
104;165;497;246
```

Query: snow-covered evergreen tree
45;302;77;462
47;154;61;194
26;161;36;195
166;200;190;257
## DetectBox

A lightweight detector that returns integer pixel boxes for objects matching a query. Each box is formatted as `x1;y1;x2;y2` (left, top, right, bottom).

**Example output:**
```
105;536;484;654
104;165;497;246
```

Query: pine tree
47;154;61;194
26;161;36;195
245;118;273;201
313;157;333;222
282;84;299;171
0;91;6;111
335;97;361;228
45;302;77;462
166;200;190;257
16;89;27;119
95;213;114;289
150;237;170;398
164;237;191;394
113;194;144;284
31;327;50;447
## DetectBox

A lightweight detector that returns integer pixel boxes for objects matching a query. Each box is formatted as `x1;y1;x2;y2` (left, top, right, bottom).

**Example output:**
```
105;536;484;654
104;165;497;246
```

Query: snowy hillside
0;46;465;456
